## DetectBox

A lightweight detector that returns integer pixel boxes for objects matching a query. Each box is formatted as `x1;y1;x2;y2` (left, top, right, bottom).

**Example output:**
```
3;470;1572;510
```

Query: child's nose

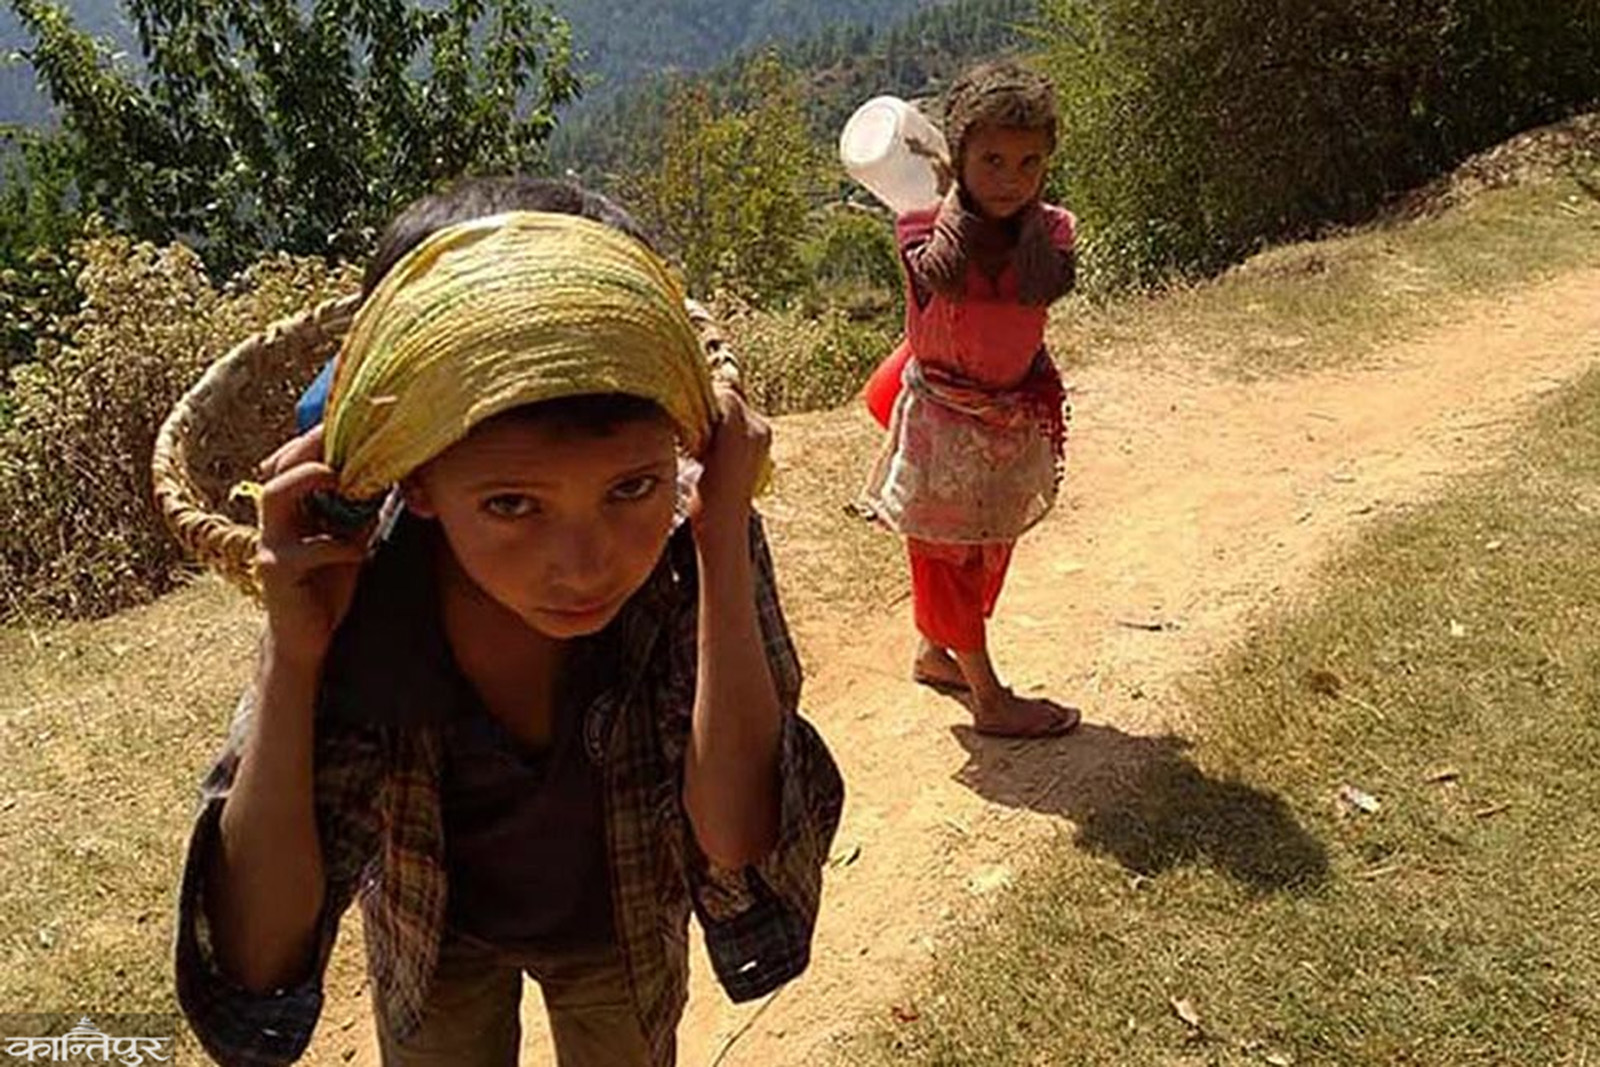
546;518;611;589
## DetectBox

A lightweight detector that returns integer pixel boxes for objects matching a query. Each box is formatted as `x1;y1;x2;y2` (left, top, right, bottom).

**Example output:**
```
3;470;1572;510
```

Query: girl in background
862;59;1080;738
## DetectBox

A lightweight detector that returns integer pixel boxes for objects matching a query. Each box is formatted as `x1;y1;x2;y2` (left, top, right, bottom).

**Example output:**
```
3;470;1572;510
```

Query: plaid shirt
173;514;843;1066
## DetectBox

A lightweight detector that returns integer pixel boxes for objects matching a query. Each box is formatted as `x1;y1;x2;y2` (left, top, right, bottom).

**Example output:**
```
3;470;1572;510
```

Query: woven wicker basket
151;293;362;597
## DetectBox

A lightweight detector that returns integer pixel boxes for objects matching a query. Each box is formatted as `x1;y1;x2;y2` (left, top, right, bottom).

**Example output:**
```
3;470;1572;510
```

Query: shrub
715;292;898;416
1038;0;1600;290
0;235;356;621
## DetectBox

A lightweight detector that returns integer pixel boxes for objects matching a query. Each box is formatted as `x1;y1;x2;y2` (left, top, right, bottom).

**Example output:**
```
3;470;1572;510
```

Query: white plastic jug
838;95;950;215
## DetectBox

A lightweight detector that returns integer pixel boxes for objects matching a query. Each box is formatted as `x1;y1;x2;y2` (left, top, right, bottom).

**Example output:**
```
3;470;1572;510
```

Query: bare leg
912;638;968;690
952;643;1079;738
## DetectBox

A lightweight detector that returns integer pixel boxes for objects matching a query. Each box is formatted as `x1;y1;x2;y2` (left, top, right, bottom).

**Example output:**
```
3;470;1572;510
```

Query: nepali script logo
3;1017;171;1065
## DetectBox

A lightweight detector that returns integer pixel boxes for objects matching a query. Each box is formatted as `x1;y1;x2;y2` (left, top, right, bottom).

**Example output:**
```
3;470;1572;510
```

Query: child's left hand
1014;203;1068;306
689;386;770;544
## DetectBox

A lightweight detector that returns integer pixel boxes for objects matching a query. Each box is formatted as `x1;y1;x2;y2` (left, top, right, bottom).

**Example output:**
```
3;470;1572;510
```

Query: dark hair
478;392;671;441
944;59;1059;171
362;176;655;297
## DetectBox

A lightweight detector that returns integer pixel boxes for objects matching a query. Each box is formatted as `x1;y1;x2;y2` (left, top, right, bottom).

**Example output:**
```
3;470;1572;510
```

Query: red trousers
908;539;1015;652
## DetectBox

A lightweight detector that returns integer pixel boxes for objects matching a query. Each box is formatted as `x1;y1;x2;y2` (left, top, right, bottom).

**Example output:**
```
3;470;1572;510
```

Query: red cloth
864;339;912;430
870;200;1076;650
862;201;1076;425
908;539;1014;652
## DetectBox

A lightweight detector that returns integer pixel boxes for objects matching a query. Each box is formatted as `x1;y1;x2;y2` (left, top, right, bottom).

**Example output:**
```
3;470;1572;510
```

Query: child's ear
400;475;437;519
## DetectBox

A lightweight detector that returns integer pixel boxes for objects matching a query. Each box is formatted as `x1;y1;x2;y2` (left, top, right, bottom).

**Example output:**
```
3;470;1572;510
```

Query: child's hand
690;387;770;547
905;135;954;196
253;426;373;672
1013;203;1066;306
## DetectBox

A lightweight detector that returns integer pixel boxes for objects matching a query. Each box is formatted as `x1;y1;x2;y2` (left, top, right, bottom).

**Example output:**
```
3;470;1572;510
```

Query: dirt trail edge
329;267;1600;1067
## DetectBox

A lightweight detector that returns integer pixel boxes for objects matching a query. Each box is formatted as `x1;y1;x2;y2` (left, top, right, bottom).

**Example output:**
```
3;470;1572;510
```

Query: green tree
634;52;820;305
0;131;82;385
1038;0;1600;289
8;0;581;274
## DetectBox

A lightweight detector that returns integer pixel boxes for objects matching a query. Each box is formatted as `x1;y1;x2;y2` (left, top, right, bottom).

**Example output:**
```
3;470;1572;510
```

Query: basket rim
151;291;363;596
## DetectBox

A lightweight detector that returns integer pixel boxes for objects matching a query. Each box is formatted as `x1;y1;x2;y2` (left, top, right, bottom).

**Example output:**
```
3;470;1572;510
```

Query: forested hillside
0;0;942;128
553;0;1037;181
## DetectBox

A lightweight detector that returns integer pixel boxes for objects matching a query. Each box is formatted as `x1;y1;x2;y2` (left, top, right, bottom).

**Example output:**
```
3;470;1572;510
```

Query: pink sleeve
1042;203;1077;253
894;206;940;252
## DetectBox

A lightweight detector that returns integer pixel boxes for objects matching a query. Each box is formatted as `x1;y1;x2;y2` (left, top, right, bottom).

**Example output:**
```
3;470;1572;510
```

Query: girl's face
960;124;1053;221
403;411;679;640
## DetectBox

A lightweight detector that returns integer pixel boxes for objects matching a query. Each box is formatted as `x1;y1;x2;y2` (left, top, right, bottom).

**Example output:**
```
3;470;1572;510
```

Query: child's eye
483;494;537;519
610;475;662;503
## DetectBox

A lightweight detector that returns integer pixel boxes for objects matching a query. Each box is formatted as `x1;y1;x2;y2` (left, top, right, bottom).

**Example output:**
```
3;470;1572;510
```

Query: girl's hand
690;387;770;548
905;134;954;196
1014;202;1066;306
253;426;373;672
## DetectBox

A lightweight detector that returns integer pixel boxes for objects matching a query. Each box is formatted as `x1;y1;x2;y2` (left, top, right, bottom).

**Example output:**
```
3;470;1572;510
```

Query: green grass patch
1056;172;1600;379
843;364;1600;1064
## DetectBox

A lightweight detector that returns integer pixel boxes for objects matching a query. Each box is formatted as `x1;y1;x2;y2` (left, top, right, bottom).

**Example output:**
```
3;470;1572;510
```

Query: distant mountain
552;0;1039;182
560;0;942;98
0;1;942;130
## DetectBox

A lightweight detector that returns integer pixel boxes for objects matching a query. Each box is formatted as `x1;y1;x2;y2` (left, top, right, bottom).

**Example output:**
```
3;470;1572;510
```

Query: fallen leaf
1484;539;1504;551
1116;617;1180;632
1336;784;1381;815
1305;669;1343;696
828;844;862;869
1474;802;1512;819
1425;767;1461;783
890;1004;920;1025
1266;1053;1295;1066
1170;997;1203;1030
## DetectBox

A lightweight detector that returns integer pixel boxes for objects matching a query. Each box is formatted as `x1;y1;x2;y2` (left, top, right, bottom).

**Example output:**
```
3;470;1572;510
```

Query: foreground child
174;180;843;1066
862;60;1080;738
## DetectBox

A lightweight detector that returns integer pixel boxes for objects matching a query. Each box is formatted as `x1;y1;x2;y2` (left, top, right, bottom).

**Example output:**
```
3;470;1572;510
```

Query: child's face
960;124;1053;221
404;411;679;639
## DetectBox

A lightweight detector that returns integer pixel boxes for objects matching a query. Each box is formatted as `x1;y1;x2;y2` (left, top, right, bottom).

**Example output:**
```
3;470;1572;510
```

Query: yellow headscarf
323;210;716;501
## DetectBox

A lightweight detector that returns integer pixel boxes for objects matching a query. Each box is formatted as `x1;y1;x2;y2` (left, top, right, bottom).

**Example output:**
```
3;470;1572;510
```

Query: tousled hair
944;59;1059;172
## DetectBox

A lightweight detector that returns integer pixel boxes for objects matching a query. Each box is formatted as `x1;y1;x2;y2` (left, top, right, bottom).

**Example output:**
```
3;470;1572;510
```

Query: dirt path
317;267;1600;1067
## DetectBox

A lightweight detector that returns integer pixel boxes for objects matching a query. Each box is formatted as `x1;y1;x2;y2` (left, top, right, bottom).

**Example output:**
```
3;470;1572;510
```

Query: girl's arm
1015;204;1079;306
899;186;977;302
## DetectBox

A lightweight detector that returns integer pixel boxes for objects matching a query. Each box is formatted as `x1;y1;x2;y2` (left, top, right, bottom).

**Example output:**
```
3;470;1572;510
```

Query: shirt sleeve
897;199;971;307
670;516;846;1002
1015;202;1079;307
173;682;386;1066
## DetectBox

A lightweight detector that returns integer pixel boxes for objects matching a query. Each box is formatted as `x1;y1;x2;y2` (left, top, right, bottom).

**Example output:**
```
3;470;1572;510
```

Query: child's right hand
253;426;373;672
905;134;954;196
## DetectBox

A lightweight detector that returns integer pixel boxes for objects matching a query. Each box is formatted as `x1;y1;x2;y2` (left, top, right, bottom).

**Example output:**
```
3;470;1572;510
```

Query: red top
865;202;1076;427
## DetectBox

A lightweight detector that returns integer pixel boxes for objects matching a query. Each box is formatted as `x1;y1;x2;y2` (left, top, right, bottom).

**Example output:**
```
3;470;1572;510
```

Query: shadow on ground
949;718;1329;893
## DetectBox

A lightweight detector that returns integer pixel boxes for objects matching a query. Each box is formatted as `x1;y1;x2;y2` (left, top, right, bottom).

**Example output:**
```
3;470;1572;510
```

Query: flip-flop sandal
974;702;1081;739
912;671;972;696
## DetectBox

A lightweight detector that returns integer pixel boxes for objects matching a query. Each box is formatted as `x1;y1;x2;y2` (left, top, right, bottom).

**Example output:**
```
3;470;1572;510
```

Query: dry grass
0;578;371;1060
1055;169;1600;381
0;236;356;623
840;363;1600;1066
1;152;1597;1060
